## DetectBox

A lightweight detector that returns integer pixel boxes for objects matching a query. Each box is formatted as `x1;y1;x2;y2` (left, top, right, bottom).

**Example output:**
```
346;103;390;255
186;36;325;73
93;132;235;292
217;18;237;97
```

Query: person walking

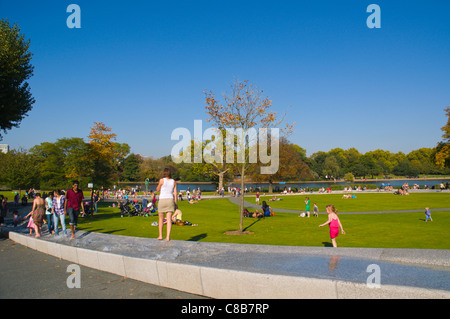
30;193;45;238
45;192;54;234
64;181;85;239
93;191;100;215
0;197;8;226
156;168;177;242
313;203;319;217
52;190;67;236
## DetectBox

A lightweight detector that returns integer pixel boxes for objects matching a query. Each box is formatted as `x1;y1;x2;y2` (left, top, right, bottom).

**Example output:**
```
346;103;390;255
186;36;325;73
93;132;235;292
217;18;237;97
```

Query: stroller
83;202;93;217
120;199;143;217
143;202;157;217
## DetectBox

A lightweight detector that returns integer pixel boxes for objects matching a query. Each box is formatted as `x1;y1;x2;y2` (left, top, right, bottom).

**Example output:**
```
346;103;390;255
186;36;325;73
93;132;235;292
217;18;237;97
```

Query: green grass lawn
76;193;450;249
260;192;450;212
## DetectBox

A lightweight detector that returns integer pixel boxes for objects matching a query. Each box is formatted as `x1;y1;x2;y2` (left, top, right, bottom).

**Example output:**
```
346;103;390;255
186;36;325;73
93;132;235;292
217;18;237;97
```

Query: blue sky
1;0;450;158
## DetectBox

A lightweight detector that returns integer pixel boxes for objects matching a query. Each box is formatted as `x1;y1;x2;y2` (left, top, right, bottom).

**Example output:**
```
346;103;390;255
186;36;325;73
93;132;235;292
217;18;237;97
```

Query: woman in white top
156;168;177;241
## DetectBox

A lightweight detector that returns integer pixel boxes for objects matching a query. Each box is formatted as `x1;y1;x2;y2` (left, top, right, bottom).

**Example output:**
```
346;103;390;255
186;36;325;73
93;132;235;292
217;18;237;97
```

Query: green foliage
344;172;354;182
0;19;35;138
308;147;449;179
122;154;142;182
30;138;93;189
0;149;39;190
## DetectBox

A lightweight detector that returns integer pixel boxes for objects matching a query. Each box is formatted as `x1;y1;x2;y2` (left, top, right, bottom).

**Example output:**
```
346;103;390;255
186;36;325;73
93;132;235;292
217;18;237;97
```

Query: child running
319;204;345;248
425;207;433;222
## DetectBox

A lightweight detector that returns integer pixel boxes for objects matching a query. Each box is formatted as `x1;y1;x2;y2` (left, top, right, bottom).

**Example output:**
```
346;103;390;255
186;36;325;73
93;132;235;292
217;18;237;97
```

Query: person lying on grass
244;201;274;218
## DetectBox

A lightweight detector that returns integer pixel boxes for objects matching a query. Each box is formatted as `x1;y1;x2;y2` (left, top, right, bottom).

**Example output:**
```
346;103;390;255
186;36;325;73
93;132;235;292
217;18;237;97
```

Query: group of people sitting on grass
393;188;410;195
244;201;275;218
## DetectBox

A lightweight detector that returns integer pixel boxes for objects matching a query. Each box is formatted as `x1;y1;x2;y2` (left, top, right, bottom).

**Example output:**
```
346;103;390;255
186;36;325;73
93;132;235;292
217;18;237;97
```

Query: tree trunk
218;171;224;191
239;164;245;232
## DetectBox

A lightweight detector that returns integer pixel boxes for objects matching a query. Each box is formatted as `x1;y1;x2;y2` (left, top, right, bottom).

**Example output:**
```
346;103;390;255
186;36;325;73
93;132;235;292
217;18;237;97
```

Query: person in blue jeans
45;192;54;234
52;189;67;236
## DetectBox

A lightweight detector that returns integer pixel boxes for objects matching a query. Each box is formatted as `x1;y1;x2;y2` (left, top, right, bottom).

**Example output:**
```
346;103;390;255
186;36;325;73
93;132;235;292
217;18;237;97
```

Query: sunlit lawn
260;192;450;212
77;193;450;249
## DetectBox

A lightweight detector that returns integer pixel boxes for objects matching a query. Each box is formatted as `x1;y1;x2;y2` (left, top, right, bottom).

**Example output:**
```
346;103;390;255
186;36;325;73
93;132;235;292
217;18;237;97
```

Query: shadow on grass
243;218;262;231
188;233;207;241
79;210;121;222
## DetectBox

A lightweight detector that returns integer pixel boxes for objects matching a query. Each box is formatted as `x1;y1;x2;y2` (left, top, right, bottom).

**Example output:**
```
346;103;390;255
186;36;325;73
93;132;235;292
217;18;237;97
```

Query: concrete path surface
0;235;207;299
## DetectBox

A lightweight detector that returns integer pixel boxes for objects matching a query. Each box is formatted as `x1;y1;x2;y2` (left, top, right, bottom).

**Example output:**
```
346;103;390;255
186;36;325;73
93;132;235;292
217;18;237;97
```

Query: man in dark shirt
64;180;85;239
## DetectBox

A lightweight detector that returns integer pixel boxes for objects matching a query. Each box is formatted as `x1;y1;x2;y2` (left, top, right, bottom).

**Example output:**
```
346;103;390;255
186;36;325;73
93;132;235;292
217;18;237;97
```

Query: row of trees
1;126;447;192
118;144;449;184
1;119;449;192
0;123;130;191
307;147;448;180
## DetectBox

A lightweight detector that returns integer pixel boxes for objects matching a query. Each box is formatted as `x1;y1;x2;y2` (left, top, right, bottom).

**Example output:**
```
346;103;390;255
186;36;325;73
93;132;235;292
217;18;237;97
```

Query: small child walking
313;203;319;217
319;204;345;248
425;207;433;222
24;211;35;235
13;210;21;227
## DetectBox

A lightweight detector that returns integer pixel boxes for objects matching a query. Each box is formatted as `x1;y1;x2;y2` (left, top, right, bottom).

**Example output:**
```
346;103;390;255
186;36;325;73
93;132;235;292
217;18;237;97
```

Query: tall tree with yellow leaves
88;122;130;186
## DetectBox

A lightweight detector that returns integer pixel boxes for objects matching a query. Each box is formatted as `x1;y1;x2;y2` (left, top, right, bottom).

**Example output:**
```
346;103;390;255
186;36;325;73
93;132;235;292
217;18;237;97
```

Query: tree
187;131;233;190
139;155;180;182
392;160;419;177
308;151;328;178
0;148;39;192
0;19;35;139
365;149;394;175
435;107;450;169
122;153;142;182
88;122;130;186
323;155;340;179
204;79;293;232
249;138;313;192
342;148;361;175
359;154;382;179
30;137;94;189
29;141;66;187
344;172;355;183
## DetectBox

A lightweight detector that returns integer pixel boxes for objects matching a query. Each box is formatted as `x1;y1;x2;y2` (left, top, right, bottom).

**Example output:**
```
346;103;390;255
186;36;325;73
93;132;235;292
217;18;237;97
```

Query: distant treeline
1;136;448;191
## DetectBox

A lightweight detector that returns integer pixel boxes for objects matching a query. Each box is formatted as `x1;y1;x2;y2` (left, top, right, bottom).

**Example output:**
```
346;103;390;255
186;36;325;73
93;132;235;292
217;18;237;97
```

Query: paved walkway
0;236;207;299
